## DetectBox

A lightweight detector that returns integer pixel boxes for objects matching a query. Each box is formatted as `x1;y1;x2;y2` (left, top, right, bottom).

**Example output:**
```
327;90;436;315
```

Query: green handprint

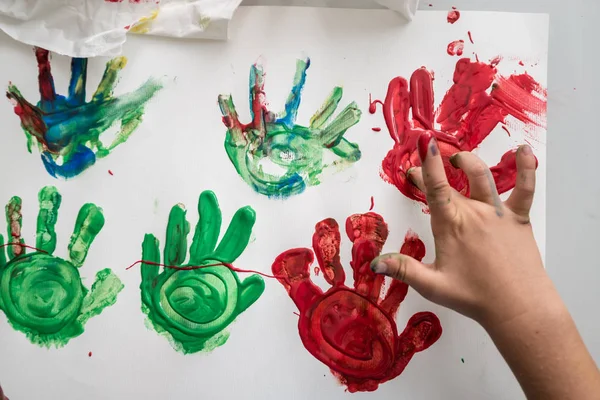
218;58;362;198
0;186;123;347
140;190;265;354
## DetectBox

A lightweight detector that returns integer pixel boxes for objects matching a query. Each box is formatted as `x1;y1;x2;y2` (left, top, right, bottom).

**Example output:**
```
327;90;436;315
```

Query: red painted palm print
373;58;546;204
272;212;442;392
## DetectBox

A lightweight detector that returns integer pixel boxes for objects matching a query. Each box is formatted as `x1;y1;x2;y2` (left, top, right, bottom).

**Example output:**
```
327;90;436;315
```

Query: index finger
418;131;458;221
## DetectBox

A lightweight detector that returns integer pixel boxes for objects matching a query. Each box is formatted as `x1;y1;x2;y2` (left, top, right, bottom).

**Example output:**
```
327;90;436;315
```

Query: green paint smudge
0;186;124;347
140;190;265;354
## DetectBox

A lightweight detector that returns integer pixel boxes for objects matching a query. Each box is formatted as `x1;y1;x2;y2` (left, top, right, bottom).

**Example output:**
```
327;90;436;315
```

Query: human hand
6;48;162;179
140;190;265;354
218;58;362;198
371;132;547;326
272;212;441;392
0;186;123;347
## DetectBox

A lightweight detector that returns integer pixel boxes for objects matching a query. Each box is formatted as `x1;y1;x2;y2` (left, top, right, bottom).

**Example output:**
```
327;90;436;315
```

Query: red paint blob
314;266;320;276
371;58;546;205
447;10;461;24
519;61;525;66
371;127;382;132
468;31;474;44
88;352;92;357
272;214;442;392
108;170;114;176
369;196;374;211
501;125;511;137
369;94;384;114
447;40;465;56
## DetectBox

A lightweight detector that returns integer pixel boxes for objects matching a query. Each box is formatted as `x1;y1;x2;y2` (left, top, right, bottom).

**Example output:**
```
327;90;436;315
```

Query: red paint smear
369;196;374;211
272;213;441;392
88;352;92;357
371;58;546;205
519;61;525;66
447;40;465;56
501;125;511;137
447;10;461;24
369;93;384;114
293;311;300;317
108;170;114;176
468;31;474;44
372;127;382;132
314;266;320;276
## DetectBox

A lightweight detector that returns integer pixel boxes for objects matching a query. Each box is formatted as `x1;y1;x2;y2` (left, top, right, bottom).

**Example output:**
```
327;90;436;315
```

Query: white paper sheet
0;7;547;400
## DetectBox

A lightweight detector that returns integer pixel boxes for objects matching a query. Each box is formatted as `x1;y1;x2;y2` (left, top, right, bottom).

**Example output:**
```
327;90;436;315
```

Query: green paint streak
140;190;265;354
0;186;123;348
6;196;24;259
461;358;465;363
218;59;362;198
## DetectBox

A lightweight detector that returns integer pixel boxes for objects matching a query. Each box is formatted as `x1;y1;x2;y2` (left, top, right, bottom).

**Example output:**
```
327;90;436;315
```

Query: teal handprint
140;190;265;354
218;58;362;198
0;186;123;347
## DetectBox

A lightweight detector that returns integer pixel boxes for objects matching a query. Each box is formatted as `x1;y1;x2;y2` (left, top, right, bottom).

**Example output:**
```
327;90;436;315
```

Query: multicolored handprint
0;186;123;347
6;48;162;179
371;58;546;204
272;212;442;392
140;190;265;354
218;58;362;198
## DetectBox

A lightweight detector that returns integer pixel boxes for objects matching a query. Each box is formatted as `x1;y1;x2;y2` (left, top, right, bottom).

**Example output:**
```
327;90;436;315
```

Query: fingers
163;204;190;269
190;191;221;264
310;86;342;129
278;58;310;129
35;48;57;111
237;274;266;313
78;268;124;325
418;131;458;220
67;58;88;106
214;206;255;263
450;152;501;207
68;204;105;267
141;233;160;304
217;95;245;144
92;56;127;103
370;252;439;298
36;186;62;254
505;145;537;221
249;63;267;136
5;196;25;260
318;101;362;147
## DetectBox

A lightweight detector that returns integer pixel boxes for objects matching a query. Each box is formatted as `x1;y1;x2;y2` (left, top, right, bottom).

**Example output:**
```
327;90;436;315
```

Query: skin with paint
6;48;162;179
272;213;441;392
218;58;362;198
140;190;265;354
371;138;600;400
371;58;546;205
0;186;123;347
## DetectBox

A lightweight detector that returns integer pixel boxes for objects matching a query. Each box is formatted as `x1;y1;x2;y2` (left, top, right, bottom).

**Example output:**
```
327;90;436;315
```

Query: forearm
482;283;600;400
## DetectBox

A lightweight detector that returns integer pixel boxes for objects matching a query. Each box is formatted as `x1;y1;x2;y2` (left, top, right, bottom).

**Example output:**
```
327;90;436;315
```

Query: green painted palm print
140;190;265;354
0;186;123;347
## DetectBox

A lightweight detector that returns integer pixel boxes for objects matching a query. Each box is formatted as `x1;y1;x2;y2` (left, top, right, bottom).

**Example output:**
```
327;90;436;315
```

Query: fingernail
418;131;437;161
449;153;460;168
370;259;389;275
520;144;532;155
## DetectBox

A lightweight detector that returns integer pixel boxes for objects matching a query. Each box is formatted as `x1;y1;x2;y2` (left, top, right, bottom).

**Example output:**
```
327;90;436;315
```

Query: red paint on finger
372;58;546;205
447;40;465;56
418;131;433;161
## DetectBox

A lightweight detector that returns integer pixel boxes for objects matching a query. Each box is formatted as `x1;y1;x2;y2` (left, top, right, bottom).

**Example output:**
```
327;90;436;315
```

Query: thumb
370;253;438;296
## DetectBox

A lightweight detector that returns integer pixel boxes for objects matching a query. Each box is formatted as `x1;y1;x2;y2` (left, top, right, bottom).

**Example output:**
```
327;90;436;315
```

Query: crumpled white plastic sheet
0;0;419;57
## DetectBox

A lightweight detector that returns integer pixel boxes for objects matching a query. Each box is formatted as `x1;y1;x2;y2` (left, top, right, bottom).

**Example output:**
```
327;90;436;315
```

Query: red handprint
373;58;546;204
272;212;442;392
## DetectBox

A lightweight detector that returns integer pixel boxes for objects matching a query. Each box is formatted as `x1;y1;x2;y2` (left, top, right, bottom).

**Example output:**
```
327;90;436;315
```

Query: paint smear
468;31;474;44
447;40;465;56
140;190;265;354
218;58;362;198
0;186;123;348
6;48;162;179
129;10;159;34
372;127;382;132
447;10;460;24
272;214;442;392
371;58;546;204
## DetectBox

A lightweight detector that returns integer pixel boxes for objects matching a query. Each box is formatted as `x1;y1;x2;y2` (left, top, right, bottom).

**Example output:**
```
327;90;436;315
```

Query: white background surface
0;3;584;400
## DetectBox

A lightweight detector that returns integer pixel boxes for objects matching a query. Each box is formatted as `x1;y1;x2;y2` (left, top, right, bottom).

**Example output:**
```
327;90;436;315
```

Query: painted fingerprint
272;213;442;392
0;186;123;347
218;58;362;198
6;48;162;179
371;58;547;205
140;190;265;354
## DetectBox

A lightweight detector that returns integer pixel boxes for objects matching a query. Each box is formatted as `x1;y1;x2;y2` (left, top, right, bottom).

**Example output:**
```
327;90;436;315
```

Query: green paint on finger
140;190;265;354
0;186;123;348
